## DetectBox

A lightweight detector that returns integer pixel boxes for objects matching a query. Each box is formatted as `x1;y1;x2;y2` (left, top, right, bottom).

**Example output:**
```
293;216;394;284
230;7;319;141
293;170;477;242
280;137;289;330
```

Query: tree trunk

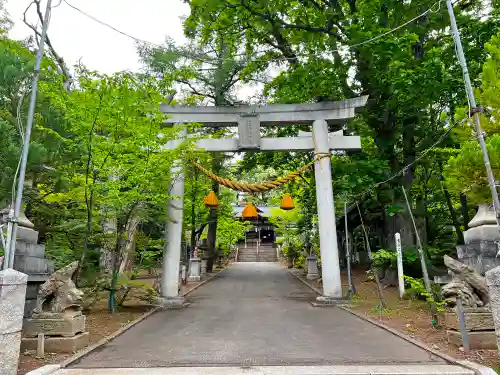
439;163;464;245
100;216;116;273
119;215;140;273
460;193;470;231
108;235;123;313
206;157;221;272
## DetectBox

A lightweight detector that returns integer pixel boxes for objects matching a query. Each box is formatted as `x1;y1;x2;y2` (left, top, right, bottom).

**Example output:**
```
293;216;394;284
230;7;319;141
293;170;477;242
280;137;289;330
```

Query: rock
442;255;489;307
33;261;83;314
380;268;398;287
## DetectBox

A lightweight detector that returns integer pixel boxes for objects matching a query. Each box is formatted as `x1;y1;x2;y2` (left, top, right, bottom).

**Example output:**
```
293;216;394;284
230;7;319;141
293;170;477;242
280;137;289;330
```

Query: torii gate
159;96;368;306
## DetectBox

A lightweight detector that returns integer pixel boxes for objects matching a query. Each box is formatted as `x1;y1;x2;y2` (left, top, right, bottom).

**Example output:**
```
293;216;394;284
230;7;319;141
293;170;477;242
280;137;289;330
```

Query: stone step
239;255;276;258
239;257;277;261
239;255;277;258
239;258;277;262
35;364;477;375
238;251;276;256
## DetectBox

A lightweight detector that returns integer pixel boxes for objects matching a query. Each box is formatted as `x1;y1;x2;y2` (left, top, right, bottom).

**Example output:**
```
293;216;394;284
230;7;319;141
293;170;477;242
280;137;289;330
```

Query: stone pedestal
22;332;90;353
1;207;54;317
21;311;89;353
154;296;188;309
457;205;500;275
486;265;500;354
306;255;319;280
445;307;496;349
201;259;208;275
188;258;201;281
311;295;350;307
24;312;86;338
0;268;28;375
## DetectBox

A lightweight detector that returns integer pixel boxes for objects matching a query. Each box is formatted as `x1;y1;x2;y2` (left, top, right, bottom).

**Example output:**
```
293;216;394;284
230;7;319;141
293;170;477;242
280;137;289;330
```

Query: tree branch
23;0;72;91
225;0;341;39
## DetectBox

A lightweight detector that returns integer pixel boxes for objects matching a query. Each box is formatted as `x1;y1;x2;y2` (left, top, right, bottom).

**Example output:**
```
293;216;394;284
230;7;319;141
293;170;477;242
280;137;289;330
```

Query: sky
6;0;189;74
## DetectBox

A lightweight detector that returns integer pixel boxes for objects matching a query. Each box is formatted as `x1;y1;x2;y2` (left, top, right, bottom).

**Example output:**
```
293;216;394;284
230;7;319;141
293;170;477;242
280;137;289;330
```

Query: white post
312;119;342;299
395;232;405;299
160;127;187;306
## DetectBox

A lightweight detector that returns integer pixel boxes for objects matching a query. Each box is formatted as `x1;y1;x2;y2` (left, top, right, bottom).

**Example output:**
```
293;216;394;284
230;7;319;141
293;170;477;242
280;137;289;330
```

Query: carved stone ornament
442;255;489;308
33;261;84;314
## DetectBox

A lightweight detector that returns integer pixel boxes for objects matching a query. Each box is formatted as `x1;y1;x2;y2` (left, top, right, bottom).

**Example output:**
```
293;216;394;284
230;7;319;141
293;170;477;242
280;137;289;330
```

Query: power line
62;0;442;64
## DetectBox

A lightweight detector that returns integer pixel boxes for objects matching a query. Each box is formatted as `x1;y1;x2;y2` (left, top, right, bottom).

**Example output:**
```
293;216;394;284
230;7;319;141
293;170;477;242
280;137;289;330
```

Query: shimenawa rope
189;152;331;193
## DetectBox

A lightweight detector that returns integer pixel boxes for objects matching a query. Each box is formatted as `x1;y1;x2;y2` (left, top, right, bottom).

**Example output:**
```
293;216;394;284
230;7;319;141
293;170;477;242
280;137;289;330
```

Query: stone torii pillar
161;97;368;304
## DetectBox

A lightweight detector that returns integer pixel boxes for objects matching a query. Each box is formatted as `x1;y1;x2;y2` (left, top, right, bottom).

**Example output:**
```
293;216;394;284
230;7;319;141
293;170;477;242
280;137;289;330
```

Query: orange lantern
242;202;258;220
203;191;219;208
280;193;295;210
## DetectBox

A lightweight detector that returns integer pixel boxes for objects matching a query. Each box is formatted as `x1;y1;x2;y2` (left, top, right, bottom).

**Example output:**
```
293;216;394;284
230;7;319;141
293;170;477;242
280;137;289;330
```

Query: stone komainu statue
442;255;490;308
33;261;84;314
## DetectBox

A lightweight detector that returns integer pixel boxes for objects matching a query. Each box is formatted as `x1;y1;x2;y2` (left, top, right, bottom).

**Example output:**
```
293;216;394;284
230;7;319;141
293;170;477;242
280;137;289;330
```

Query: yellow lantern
203;191;219;208
280;193;295;210
242;202;258;220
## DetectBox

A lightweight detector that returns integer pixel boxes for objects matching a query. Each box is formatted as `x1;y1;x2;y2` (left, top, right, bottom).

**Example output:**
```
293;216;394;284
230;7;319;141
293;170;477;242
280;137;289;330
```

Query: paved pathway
70;263;444;368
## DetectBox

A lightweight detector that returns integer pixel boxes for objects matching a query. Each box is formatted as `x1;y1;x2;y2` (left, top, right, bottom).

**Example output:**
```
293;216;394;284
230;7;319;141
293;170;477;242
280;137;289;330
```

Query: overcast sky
6;0;189;74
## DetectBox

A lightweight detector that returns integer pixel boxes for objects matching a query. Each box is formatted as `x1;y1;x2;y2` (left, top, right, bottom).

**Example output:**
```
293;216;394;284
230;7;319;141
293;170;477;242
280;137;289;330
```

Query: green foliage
372;249;396;269
180;0;499;258
444;31;500;204
216;216;252;255
404;276;446;312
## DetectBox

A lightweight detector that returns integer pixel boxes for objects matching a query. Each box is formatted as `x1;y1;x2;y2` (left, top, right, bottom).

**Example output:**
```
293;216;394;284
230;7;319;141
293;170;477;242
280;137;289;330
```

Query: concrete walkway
67;263;445;369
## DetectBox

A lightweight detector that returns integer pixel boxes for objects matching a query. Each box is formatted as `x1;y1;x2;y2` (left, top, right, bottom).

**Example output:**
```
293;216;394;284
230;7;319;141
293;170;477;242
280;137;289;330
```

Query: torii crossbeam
159;96;368;306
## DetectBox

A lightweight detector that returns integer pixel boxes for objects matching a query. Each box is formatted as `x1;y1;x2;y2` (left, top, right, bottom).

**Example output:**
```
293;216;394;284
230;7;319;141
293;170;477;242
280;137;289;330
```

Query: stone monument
189;258;201;281
442;255;497;349
486;265;500;354
0;205;54;316
457;204;500;275
21;261;89;353
0;268;28;375
306;255;319;280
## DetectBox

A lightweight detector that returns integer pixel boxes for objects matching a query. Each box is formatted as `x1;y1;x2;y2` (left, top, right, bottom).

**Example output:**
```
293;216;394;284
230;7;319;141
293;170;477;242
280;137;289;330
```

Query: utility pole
4;0;53;269
446;0;500;222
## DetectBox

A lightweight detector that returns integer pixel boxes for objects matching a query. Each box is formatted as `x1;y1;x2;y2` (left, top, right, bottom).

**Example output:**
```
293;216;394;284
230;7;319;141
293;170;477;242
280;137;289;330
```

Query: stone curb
287;269;496;375
27;265;230;374
25;364;61;375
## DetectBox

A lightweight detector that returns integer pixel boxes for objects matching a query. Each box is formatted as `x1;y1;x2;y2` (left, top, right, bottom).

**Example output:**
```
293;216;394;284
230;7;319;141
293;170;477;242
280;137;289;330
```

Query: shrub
404;276;445;312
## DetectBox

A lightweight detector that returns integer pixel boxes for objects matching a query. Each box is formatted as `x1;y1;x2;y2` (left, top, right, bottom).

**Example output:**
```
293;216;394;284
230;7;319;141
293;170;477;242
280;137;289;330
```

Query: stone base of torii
157;96;368;307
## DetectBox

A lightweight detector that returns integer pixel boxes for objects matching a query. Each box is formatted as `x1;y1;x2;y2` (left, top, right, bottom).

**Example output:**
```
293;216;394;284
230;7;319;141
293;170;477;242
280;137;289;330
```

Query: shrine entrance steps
237;242;277;262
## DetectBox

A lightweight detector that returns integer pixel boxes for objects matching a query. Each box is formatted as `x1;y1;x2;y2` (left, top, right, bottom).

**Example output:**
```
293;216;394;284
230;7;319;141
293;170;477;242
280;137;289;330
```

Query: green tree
182;0;498;259
444;31;500;204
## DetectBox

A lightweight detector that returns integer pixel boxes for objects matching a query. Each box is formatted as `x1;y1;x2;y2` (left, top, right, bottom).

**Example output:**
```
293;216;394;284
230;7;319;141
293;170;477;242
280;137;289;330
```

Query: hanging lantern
280;193;295;210
242;202;258;220
203;191;219;208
